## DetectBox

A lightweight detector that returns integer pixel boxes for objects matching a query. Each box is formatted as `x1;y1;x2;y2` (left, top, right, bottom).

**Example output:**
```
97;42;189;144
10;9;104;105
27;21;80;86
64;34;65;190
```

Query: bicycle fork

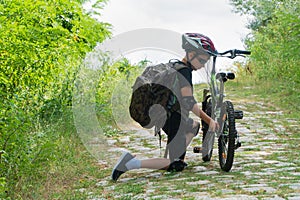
234;110;243;149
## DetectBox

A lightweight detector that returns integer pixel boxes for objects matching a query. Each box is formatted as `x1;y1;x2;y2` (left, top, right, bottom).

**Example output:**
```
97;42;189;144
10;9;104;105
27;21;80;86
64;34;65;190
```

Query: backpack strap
155;126;169;159
169;60;190;80
154;126;164;157
169;59;188;71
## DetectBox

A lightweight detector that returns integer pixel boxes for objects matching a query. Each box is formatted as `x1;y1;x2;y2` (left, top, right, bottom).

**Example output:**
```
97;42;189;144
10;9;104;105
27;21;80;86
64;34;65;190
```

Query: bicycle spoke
221;137;228;159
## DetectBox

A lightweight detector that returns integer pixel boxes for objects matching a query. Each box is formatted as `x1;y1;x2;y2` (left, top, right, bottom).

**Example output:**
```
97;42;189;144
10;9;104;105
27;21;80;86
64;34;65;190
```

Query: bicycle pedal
234;142;242;150
193;146;202;153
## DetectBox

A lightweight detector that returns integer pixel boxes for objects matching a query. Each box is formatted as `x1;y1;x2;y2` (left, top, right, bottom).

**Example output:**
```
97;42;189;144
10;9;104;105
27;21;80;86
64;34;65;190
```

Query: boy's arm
181;86;218;131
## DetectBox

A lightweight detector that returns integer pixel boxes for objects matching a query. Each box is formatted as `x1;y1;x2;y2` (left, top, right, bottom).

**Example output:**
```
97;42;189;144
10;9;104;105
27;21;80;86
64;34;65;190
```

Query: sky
83;0;251;81
88;0;250;50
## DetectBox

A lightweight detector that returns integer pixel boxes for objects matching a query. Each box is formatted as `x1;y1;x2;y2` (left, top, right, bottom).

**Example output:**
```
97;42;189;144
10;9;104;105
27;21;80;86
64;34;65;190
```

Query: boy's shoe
167;160;188;172
111;152;134;181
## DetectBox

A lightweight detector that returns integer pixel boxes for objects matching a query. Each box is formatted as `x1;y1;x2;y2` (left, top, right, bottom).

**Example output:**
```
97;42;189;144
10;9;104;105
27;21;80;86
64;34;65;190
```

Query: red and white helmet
182;33;217;55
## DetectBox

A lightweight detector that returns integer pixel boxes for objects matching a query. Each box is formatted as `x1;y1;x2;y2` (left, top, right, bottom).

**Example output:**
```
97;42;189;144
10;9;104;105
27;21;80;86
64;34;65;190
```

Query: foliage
0;0;110;198
95;58;145;125
246;3;300;80
229;0;285;30
230;0;300;111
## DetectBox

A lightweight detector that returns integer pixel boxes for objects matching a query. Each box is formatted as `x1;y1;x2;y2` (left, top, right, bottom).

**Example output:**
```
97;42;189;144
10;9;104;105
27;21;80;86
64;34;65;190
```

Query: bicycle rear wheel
218;101;236;172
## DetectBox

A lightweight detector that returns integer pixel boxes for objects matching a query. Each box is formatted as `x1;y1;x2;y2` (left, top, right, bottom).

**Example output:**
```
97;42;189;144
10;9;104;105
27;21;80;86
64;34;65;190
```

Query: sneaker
111;152;134;181
167;160;188;172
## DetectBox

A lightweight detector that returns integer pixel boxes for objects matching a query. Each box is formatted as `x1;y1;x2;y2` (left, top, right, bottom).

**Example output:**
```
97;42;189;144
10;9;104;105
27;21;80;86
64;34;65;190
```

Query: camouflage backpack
129;60;187;129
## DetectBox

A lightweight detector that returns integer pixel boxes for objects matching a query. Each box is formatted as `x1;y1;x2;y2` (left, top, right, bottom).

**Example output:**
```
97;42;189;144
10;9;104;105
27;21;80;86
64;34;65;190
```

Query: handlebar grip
235;49;251;55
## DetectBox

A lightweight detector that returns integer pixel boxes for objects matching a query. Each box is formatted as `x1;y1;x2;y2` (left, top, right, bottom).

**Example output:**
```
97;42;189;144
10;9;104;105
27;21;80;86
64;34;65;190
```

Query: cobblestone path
89;97;299;199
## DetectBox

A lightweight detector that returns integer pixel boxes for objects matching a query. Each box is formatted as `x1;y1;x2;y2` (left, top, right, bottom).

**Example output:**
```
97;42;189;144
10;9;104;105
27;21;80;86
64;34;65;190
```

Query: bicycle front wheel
218;101;236;172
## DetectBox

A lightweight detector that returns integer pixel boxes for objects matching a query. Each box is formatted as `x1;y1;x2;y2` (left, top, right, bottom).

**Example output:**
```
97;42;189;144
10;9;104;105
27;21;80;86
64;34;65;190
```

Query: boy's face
189;51;210;70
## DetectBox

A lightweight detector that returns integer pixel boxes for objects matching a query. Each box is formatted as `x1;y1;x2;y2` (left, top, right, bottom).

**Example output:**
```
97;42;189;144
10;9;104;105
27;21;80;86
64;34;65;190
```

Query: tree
230;0;285;30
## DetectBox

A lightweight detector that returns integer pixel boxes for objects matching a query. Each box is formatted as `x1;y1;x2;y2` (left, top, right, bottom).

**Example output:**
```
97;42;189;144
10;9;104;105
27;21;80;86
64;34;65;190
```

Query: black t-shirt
178;66;193;90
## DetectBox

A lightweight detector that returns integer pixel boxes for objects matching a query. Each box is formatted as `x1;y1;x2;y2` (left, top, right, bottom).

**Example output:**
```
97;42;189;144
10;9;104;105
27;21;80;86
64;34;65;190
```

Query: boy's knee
187;118;200;137
191;121;200;136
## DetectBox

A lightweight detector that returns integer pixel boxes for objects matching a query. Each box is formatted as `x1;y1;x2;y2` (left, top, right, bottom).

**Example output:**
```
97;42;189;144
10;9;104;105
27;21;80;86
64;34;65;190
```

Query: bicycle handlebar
218;49;251;59
235;49;251;55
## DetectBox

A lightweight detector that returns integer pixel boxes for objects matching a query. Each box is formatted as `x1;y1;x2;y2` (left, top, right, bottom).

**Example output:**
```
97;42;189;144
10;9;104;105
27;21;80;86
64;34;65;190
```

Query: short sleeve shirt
178;67;193;90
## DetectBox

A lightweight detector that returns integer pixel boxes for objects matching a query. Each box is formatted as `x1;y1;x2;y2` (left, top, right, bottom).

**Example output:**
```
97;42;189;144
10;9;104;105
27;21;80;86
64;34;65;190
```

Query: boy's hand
209;120;219;132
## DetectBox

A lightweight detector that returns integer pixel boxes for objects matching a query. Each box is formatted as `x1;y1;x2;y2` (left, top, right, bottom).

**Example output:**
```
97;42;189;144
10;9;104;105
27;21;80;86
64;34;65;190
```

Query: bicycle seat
216;72;235;82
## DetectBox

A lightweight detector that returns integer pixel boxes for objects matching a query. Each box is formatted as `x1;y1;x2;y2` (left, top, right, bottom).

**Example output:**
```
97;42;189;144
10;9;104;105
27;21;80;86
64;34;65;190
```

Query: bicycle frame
208;56;228;137
200;56;227;159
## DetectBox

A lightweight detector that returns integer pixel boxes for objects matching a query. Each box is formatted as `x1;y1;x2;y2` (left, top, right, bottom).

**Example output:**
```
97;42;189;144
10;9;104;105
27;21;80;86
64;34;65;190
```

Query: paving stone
184;192;211;199
215;195;258;200
262;195;285;200
243;162;263;166
193;166;208;172
107;139;117;145
279;176;295;180
275;162;296;167
241;171;253;176
186;180;210;185
220;188;235;194
242;184;277;193
255;171;275;176
148;194;176;199
289;183;300;190
95;180;109;187
263;160;280;164
290;172;300;176
198;170;219;175
145;172;163;178
288;196;300;200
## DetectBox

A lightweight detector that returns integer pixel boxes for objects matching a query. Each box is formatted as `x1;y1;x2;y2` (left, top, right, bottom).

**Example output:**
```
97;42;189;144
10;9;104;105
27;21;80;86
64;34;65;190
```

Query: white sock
125;157;141;170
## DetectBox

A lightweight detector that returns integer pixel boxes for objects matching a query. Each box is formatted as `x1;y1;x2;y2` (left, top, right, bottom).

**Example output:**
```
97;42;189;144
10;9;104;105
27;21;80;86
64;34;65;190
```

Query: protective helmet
182;33;217;55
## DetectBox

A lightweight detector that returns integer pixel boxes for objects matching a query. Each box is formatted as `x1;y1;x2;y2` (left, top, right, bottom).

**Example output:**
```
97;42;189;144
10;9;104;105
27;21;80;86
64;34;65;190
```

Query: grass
225;78;300;118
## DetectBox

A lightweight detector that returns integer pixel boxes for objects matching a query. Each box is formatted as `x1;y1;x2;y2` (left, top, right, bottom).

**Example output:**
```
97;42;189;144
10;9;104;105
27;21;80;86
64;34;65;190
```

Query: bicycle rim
218;101;236;172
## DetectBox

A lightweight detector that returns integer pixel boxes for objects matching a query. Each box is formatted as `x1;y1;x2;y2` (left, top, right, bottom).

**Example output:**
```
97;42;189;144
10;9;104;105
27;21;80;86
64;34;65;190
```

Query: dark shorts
162;112;194;161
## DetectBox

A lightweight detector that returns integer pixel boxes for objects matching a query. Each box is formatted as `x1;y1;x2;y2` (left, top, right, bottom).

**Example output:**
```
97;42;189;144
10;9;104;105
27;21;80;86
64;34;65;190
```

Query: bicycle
193;49;251;172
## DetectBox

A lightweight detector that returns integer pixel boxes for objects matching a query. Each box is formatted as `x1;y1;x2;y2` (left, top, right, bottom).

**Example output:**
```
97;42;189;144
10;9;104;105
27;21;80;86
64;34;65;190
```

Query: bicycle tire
218;101;236;172
201;99;213;162
202;130;214;162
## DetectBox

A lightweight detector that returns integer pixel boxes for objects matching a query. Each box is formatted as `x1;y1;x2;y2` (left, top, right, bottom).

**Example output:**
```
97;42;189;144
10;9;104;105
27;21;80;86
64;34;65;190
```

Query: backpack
129;60;187;129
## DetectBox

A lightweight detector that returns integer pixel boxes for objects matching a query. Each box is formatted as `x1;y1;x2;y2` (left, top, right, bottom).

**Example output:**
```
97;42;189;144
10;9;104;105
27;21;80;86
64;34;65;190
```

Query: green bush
231;0;300;112
0;0;110;197
231;0;299;84
246;2;300;82
95;59;145;125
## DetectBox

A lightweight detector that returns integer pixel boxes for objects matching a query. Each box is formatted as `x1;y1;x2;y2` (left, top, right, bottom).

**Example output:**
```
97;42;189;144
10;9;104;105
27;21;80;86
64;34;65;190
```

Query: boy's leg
141;158;170;170
162;112;187;162
186;120;200;146
112;152;171;181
